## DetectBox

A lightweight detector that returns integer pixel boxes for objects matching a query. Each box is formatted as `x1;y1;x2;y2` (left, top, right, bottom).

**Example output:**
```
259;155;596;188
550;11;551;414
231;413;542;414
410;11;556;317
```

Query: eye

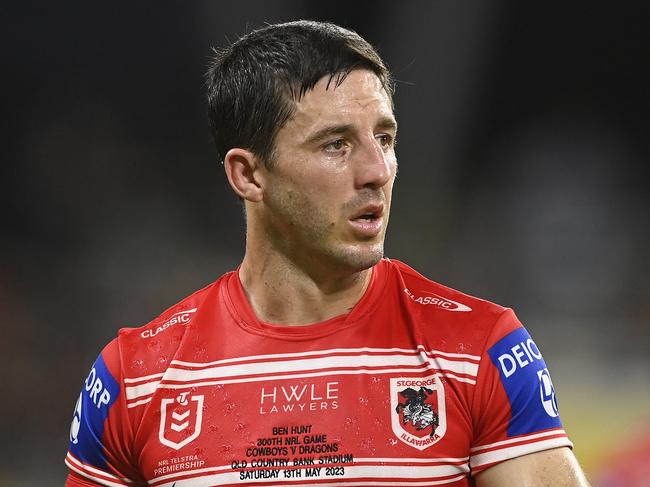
376;133;395;149
323;139;348;153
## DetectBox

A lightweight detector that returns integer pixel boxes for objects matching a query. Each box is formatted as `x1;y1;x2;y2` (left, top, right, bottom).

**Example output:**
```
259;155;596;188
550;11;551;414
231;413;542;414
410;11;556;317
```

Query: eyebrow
303;124;355;146
376;116;398;132
304;116;398;146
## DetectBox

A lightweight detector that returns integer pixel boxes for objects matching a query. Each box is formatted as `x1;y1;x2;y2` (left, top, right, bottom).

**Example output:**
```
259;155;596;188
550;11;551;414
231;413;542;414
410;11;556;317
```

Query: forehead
286;70;395;137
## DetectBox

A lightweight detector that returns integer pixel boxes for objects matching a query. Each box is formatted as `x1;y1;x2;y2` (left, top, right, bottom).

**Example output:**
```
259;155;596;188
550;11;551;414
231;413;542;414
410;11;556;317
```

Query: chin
332;242;385;273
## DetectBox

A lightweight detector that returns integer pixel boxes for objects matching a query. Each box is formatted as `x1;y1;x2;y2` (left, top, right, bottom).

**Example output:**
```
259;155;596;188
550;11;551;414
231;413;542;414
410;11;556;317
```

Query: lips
350;204;384;221
348;204;384;238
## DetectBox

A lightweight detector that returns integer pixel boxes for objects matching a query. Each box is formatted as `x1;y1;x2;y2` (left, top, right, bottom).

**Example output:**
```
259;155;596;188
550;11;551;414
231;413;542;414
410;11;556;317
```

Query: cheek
298;175;347;207
271;162;350;222
281;171;324;198
301;189;342;225
282;187;333;223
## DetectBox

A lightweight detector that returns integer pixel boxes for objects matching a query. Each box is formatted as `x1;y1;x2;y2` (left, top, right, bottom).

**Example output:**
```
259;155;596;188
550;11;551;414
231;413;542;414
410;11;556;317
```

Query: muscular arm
475;447;591;487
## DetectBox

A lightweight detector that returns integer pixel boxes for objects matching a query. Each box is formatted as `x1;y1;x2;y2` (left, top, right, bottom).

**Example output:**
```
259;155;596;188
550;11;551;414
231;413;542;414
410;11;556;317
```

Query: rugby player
65;20;590;486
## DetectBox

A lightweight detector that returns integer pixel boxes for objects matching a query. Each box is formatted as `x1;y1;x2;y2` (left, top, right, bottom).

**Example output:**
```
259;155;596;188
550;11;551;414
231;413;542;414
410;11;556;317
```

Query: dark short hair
206;20;394;166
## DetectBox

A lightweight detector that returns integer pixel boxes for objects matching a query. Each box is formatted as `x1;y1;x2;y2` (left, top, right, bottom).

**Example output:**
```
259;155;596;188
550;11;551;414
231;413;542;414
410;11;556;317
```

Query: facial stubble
265;186;388;274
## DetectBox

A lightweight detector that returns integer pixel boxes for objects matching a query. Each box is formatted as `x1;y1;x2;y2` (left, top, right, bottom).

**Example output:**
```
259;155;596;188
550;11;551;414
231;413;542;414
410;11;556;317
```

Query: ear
223;148;264;202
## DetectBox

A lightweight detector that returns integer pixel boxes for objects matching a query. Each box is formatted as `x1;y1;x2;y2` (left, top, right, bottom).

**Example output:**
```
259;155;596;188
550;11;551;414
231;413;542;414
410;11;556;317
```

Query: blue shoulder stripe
488;327;563;436
68;353;120;469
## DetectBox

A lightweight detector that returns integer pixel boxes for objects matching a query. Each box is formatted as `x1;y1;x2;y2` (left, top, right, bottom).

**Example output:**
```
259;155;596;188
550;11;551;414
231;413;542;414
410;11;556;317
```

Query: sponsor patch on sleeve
69;353;120;469
488;327;563;436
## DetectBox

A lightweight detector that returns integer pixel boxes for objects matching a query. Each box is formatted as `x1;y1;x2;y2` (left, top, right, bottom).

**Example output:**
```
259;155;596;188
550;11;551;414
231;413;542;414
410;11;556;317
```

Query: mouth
348;204;384;238
350;204;384;221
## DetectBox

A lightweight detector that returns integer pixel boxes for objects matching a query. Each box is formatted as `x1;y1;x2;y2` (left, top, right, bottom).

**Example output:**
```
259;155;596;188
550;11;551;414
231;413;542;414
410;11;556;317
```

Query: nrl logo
159;392;204;450
390;375;446;450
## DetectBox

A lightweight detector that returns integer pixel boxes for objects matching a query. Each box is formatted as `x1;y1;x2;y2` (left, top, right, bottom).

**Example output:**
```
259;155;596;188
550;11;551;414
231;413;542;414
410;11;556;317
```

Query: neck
238;243;373;327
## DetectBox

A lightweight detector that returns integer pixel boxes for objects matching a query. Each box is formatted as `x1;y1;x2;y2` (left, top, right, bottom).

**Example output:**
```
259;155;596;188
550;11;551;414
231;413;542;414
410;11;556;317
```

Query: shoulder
385;258;520;352
113;273;233;380
388;258;504;315
66;274;234;478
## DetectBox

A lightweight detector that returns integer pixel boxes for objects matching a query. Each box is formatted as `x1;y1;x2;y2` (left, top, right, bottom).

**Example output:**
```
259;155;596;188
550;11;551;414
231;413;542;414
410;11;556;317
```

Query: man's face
258;69;397;274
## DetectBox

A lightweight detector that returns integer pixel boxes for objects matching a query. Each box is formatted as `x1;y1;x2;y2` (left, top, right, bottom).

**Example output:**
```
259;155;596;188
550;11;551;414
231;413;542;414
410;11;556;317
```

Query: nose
353;135;394;190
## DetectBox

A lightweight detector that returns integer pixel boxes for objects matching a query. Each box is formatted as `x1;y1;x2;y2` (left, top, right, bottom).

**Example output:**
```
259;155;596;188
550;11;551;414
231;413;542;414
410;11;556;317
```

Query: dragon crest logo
159;392;204;450
390;375;446;450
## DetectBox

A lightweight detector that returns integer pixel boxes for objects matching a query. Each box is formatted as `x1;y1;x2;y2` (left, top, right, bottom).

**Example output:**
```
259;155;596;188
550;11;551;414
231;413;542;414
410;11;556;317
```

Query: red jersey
65;258;572;486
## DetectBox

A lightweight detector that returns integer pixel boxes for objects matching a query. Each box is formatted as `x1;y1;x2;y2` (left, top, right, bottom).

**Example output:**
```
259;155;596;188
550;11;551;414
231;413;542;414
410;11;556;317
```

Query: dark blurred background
2;1;648;484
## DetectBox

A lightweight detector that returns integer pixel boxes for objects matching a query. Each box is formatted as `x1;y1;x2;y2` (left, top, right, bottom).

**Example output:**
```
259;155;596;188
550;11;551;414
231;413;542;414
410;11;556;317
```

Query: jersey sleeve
65;338;143;486
469;308;573;474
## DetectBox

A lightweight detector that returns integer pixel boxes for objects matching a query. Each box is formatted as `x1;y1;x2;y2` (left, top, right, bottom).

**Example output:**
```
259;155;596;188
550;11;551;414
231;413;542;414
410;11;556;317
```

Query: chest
133;342;479;486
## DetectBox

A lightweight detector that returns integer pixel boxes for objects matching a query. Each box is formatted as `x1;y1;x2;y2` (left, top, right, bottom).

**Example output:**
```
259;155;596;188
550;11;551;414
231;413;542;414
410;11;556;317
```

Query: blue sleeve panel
488;327;563;436
68;353;120;469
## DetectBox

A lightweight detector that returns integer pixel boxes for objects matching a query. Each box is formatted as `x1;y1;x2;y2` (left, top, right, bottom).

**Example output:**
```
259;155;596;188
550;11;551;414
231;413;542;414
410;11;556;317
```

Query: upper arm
64;339;142;485
470;310;573;473
475;447;591;487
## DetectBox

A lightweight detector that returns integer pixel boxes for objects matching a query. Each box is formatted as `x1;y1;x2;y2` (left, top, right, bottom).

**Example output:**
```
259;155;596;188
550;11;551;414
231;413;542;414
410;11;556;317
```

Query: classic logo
403;288;472;312
141;308;197;339
159;392;204;450
390;375;446;450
